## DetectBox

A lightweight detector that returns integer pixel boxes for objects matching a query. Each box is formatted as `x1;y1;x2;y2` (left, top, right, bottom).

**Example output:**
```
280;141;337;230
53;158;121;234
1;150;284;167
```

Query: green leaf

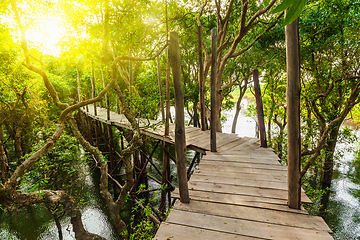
284;0;307;25
16;177;21;182
263;0;270;6
271;0;293;14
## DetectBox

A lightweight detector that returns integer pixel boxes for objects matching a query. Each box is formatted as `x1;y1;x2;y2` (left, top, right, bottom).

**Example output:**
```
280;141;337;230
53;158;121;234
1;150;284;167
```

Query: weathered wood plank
193;169;287;183
192;169;287;183
200;160;287;171
198;164;288;176
230;138;260;150
154;222;259;240
202;155;281;165
165;209;333;240
217;137;249;152
190;174;289;191
187;181;312;204
206;151;280;159
173;200;331;232
172;189;308;214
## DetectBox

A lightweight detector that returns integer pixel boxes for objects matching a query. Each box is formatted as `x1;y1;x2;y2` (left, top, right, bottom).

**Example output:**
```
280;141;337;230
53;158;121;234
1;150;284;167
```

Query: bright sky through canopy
26;16;64;56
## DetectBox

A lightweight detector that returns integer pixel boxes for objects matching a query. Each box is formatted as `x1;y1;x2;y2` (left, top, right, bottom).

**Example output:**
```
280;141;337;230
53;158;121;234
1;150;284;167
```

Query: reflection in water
0;162;117;240
322;129;360;240
222;98;256;137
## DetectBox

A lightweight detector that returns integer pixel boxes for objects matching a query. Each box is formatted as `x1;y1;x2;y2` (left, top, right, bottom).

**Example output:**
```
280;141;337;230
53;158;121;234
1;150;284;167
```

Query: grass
229;87;255;103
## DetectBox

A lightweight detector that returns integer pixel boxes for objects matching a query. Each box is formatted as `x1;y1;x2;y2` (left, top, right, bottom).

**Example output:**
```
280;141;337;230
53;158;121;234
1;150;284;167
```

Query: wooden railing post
76;66;83;109
253;69;267;148
198;24;206;131
286;17;301;209
210;28;217;152
157;55;165;121
91;60;97;116
169;31;189;203
101;70;110;120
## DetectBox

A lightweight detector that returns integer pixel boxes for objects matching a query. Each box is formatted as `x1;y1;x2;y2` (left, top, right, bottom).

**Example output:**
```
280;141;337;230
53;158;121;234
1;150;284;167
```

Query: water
320;126;360;239
221;98;257;137
0;163;117;240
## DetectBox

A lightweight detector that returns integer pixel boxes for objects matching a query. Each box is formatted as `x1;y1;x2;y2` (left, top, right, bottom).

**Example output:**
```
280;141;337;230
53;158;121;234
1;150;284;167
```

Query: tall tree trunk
320;125;339;211
215;74;224;132
321;125;340;186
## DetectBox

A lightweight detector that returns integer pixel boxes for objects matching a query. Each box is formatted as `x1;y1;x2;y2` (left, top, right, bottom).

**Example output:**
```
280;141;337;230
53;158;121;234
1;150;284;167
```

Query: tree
196;0;284;132
299;0;360;199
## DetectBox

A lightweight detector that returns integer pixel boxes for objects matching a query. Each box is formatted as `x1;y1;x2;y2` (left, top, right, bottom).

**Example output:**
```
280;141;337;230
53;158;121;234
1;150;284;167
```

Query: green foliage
272;0;307;25
20;124;86;201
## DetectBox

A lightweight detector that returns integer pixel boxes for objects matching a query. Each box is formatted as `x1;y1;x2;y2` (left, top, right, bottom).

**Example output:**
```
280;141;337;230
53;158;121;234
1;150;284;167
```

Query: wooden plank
185;126;202;134
200;160;287;171
198;164;288;176
186;132;211;144
172;189;308;214
173;200;331;232
154;222;259;240
187;145;206;154
185;129;205;139
202;155;281;165
230;138;260;151
255;147;276;153
217;137;249;152
215;134;240;148
203;152;280;158
192;169;287;183
206;151;280;159
190;174;289;191
166;209;333;240
187;181;312;204
190;132;238;150
241;141;261;151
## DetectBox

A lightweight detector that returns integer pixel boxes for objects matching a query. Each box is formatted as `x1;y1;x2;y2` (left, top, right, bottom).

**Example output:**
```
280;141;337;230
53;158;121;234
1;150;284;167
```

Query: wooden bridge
81;107;333;240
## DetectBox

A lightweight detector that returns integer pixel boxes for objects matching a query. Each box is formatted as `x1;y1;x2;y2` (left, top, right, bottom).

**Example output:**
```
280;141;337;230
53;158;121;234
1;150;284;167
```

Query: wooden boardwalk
82;107;333;240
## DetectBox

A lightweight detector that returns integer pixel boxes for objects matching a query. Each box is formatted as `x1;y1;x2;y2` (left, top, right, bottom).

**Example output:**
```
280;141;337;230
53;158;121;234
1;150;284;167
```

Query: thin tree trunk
321;126;339;189
0;125;9;182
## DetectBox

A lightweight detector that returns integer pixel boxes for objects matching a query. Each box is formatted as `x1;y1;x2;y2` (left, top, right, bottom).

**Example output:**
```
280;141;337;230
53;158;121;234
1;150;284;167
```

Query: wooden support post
253;69;267;148
286;17;301;209
101;70;110;120
159;142;168;213
84;93;89;112
76;66;83;109
157;55;165;121
91;60;97;116
187;152;200;180
165;49;171;135
169;31;189;203
198;25;206;131
210;28;217;152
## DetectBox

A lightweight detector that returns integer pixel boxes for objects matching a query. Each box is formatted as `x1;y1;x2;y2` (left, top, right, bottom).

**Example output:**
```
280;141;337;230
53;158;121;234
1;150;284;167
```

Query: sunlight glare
27;16;64;56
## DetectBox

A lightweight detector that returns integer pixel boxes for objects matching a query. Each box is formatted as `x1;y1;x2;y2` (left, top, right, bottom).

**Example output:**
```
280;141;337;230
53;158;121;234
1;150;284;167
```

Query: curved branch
231;12;284;59
112;43;168;66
